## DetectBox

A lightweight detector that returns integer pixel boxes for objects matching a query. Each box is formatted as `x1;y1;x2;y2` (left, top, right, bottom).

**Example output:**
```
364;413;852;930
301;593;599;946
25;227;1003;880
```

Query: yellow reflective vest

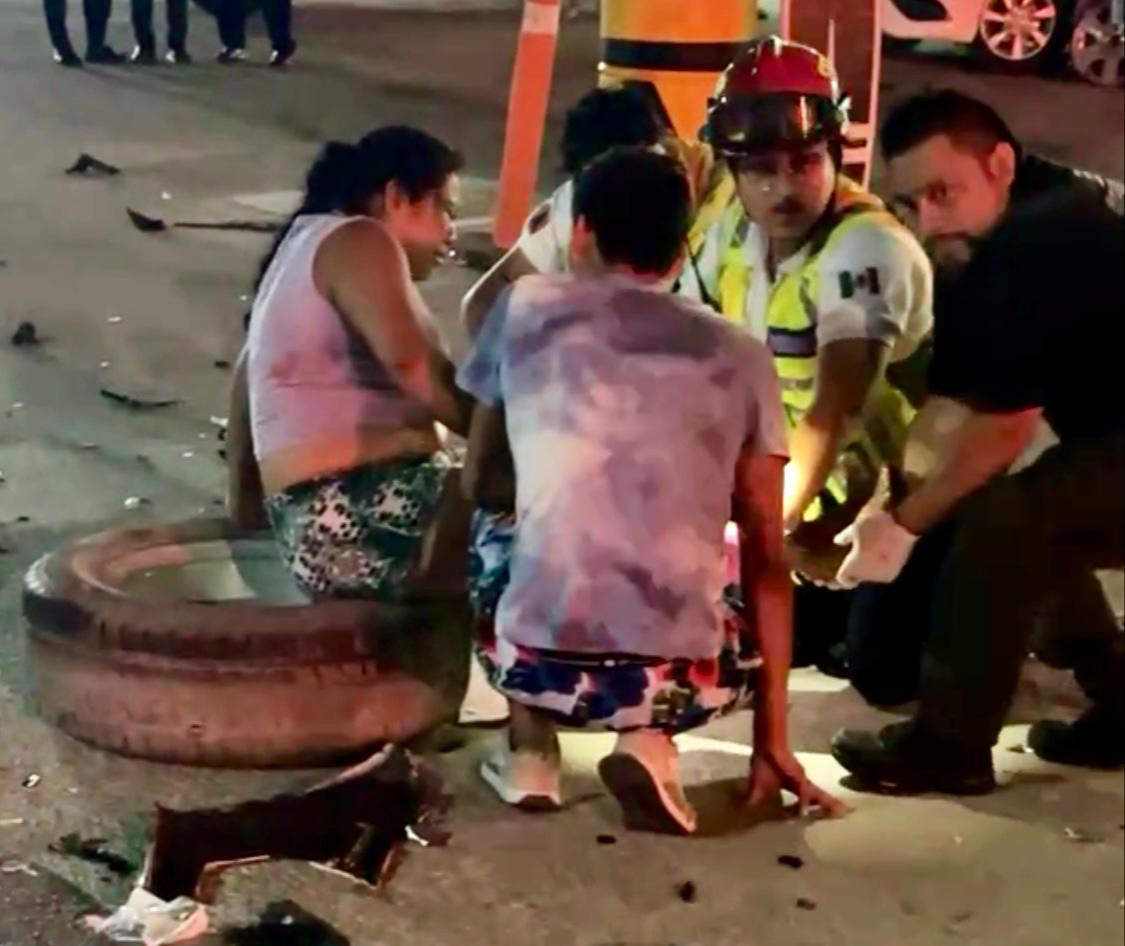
691;180;918;520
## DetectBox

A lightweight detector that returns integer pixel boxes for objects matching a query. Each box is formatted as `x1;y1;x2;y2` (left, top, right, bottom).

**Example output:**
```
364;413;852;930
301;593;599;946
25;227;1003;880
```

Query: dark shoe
130;45;158;65
269;42;297;68
165;47;193;65
832;721;997;796
53;48;84;67
1029;711;1125;769
216;47;248;64
86;45;126;65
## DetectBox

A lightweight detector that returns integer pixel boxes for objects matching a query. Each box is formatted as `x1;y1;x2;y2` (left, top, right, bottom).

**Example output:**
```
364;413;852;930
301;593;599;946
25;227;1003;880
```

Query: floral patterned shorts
266;455;455;602
470;510;761;733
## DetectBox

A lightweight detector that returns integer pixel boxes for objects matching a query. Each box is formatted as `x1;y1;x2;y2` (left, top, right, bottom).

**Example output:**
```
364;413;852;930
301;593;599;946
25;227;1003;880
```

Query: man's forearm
783;413;854;529
895;408;1041;535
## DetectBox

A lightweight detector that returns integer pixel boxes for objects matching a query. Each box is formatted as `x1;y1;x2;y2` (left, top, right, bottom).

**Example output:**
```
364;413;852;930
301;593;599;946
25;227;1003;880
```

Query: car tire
1070;0;1125;85
23;519;472;768
974;0;1075;72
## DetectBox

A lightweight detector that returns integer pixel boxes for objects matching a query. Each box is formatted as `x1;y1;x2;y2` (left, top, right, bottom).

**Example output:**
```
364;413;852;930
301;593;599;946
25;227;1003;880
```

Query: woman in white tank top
226;126;473;603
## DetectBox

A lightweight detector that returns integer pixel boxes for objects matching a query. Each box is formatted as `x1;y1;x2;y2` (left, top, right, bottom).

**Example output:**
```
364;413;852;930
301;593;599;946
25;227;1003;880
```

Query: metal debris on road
50;832;136;877
66;154;121;177
127;207;282;235
10;321;40;347
100;388;180;411
22;773;41;789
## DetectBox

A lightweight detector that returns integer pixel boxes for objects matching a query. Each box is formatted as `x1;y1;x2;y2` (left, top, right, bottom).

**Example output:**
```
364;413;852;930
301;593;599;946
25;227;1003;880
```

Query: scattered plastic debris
225;901;350;946
0;817;25;828
161;192;173;201
796;898;818;912
676;881;698;904
66;154;121;177
88;886;208;945
213;359;232;369
597;834;618;846
778;855;805;871
22;773;41;789
100;388;179;411
124;497;151;511
1064;827;1101;844
10;321;40;347
0;860;39;878
50;832;136;877
107;316;123;324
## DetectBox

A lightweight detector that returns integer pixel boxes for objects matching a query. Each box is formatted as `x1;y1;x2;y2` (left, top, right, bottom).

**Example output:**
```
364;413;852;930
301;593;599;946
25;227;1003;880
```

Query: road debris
1064;827;1101;844
22;773;41;789
87;886;208;945
596;834;618;846
100;388;180;411
127;208;282;235
225;900;350;946
213;359;232;369
0;817;26;828
50;832;136;877
1;860;40;877
146;746;448;903
10;321;40;347
797;897;818;911
124;497;152;510
676;881;698;904
1009;744;1029;754
66;153;121;177
778;854;805;871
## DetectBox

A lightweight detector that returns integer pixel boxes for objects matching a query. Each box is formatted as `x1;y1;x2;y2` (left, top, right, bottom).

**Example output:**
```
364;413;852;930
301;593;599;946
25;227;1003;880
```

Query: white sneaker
480;739;563;812
599;732;698;835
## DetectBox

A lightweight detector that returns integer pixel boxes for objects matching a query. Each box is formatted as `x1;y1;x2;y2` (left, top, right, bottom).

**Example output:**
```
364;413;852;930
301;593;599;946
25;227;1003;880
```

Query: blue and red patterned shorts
469;511;761;733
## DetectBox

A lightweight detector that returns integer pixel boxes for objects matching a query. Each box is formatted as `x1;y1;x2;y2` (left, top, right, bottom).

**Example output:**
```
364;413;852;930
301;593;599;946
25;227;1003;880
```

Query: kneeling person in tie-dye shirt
457;148;846;835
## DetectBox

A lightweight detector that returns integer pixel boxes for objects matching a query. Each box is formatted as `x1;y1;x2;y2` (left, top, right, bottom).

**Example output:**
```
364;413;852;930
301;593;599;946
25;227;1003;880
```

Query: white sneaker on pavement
480;739;563;813
599;731;698;835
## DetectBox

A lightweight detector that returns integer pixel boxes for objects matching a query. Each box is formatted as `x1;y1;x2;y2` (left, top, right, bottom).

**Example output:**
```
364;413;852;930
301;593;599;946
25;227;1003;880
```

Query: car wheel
23;518;472;768
1071;0;1125;85
975;0;1073;71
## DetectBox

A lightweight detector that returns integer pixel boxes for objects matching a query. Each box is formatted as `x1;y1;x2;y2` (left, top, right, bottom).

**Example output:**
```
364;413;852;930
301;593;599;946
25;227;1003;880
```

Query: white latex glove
833;510;919;588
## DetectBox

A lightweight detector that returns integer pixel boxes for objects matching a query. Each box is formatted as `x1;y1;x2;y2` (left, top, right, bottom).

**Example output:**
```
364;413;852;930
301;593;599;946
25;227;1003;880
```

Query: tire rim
1072;2;1125;85
980;0;1060;61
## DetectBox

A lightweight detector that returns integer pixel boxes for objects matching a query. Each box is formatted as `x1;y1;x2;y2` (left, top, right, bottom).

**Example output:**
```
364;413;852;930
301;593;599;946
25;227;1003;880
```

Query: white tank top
247;214;434;461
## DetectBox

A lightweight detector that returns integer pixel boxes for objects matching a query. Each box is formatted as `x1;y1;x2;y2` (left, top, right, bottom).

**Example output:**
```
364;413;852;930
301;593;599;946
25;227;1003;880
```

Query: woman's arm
226;348;269;531
319;219;474;436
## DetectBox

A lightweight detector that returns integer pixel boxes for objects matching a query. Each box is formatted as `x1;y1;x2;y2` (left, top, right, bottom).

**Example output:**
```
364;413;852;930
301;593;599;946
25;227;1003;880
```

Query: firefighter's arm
784;340;888;529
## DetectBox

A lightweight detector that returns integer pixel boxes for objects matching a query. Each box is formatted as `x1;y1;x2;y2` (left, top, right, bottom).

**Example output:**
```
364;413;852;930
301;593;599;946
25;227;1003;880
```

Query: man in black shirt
828;92;1125;793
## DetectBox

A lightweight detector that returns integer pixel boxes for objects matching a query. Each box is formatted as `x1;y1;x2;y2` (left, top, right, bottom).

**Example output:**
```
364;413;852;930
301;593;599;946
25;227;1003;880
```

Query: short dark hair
573;148;691;275
561;86;665;177
881;90;1021;162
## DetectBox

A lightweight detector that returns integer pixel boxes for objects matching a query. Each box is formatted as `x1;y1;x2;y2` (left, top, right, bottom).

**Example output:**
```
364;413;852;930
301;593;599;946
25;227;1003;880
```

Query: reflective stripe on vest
711;182;917;519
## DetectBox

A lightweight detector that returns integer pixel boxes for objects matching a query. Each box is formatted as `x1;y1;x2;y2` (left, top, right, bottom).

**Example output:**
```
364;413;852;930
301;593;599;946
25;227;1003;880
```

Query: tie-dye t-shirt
457;273;788;660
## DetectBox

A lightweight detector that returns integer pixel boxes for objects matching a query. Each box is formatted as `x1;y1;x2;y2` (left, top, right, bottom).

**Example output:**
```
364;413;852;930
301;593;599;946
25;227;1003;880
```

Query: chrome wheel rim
980;0;1060;61
1072;2;1125;85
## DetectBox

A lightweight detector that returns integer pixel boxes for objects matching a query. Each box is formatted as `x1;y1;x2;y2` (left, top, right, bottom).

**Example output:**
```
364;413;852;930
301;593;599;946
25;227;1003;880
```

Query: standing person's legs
43;0;76;57
166;0;189;54
132;0;159;59
215;0;246;53
82;0;112;54
262;0;295;59
834;434;1125;792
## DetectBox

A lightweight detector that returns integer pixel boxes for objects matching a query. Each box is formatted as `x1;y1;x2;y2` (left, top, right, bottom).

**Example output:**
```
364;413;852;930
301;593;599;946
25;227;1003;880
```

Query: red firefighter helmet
706;36;850;156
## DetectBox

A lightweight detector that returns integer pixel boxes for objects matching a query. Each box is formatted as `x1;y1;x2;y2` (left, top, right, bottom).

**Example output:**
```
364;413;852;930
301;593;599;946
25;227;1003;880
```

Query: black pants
215;0;293;51
132;0;187;51
43;0;110;54
848;433;1125;750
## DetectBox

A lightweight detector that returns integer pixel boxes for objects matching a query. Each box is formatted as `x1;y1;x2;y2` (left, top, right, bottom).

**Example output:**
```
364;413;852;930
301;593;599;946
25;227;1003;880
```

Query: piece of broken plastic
92;887;209;946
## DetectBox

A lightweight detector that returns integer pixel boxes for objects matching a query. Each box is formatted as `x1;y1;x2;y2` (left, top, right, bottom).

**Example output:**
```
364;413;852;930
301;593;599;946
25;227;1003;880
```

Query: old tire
23;519;471;769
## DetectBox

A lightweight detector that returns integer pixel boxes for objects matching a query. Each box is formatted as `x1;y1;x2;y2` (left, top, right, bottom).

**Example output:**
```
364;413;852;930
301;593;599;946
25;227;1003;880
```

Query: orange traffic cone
492;0;563;250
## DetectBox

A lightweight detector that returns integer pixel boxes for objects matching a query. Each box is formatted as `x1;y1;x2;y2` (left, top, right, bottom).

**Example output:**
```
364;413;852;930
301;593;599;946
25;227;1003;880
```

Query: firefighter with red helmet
682;36;934;664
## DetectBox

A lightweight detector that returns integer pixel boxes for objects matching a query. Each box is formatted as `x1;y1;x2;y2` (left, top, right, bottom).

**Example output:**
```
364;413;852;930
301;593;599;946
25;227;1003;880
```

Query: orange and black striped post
782;0;883;187
599;0;759;141
493;0;563;249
